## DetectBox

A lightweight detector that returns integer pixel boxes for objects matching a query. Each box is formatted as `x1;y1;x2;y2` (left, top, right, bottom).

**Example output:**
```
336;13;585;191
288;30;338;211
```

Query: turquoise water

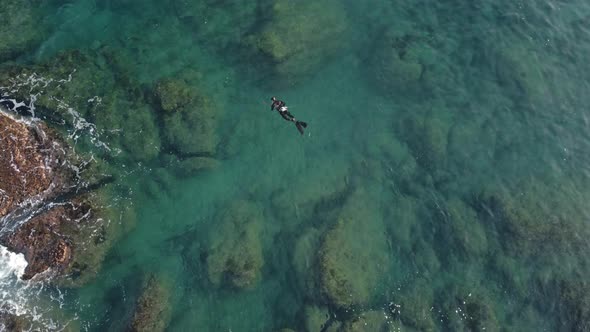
1;0;590;331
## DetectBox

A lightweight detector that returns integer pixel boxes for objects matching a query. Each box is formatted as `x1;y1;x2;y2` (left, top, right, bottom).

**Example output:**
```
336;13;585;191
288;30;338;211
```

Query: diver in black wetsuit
270;97;307;135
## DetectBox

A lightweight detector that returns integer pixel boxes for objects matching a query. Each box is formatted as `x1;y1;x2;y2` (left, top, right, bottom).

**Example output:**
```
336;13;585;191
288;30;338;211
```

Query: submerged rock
175;156;221;177
339;310;392;332
174;0;262;51
318;188;391;309
271;158;350;224
129;274;172;332
493;43;548;107
246;0;348;86
0;310;26;332
0;48;162;162
439;287;500;332
292;227;322;299
206;200;264;289
303;305;340;332
557;279;590;332
363;132;418;185
154;78;220;157
398;108;453;173
368;30;431;98
393;278;435;332
4;204;74;280
0;0;47;61
475;178;589;256
442;197;488;260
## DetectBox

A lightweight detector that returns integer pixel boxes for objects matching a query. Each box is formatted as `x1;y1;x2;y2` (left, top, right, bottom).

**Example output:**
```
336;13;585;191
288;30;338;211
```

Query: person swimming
270;97;307;135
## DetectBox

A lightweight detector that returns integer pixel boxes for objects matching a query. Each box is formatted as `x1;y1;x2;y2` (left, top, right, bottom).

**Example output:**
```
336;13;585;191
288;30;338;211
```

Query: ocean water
1;0;590;331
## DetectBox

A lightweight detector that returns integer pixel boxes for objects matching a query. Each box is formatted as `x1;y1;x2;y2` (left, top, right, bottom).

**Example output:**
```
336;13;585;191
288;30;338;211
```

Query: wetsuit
270;97;307;135
271;99;296;122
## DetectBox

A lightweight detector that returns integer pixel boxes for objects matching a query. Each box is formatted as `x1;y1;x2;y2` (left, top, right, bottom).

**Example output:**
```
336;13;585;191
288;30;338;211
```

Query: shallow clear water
1;0;590;331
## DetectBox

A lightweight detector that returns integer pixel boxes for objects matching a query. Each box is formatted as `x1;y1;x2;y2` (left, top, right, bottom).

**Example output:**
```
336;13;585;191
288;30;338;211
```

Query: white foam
0;71;111;153
0;245;30;317
0;245;27;280
0;246;73;330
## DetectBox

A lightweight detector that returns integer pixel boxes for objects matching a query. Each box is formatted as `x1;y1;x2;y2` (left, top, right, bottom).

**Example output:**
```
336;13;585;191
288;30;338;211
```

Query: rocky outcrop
0;110;122;284
0;0;47;61
0;48;162;163
317;189;391;309
0;310;27;332
154;78;220;157
3;204;74;280
246;0;349;86
129;275;172;332
206;200;264;289
0;113;66;218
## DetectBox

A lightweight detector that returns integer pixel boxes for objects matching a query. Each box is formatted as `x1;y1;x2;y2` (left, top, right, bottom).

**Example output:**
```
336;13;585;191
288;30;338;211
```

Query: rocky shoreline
0;109;118;283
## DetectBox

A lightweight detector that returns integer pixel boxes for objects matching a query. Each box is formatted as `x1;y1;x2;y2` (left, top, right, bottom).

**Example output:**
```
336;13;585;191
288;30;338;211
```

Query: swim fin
295;121;307;135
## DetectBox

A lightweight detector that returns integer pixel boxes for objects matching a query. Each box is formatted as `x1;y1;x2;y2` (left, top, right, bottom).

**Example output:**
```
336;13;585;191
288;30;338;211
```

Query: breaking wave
0;245;73;331
0;71;109;331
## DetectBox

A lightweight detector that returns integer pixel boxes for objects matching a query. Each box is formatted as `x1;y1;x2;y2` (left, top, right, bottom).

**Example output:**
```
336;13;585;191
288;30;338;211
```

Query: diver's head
271;97;276;101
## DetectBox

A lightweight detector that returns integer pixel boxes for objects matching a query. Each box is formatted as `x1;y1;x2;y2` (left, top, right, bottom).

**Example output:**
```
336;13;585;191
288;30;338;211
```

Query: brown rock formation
0;111;77;278
0;109;115;282
0;113;65;217
129;275;172;332
2;204;80;279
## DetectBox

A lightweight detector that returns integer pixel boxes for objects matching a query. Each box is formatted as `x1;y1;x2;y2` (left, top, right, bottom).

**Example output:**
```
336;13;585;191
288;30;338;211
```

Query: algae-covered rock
399;109;453;173
60;188;136;287
0;112;65;218
303;305;340;332
443;197;488;259
364;132;418;185
557;279;590;332
271;159;350;224
394;278;435;332
292;227;322;298
154;78;196;113
0;109;134;285
0;0;47;61
247;0;348;86
383;194;419;253
493;43;548;106
0;310;27;332
340;310;392;332
318;189;391;309
154;78;219;156
440;287;500;332
206;200;264;289
175;156;221;177
0;302;80;332
446;117;496;178
369;30;432;97
129;275;172;332
174;0;262;51
97;102;162;161
475;178;589;255
0;49;113;120
0;49;162;162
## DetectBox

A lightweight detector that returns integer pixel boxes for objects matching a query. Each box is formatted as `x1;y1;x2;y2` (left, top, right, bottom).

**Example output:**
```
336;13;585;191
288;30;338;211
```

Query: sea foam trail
0;245;27;279
0;245;71;331
0;244;29;316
